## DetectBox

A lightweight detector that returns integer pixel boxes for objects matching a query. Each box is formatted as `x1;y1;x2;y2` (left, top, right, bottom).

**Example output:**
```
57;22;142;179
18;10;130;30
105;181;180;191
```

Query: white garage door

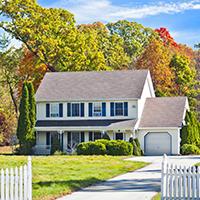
145;132;171;155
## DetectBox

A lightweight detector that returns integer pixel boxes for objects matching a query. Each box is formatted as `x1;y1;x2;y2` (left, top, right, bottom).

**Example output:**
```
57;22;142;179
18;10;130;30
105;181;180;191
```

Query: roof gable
36;70;149;102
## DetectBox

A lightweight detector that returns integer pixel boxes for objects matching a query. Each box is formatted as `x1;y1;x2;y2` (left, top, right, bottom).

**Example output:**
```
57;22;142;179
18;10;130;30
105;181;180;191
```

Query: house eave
35;97;140;103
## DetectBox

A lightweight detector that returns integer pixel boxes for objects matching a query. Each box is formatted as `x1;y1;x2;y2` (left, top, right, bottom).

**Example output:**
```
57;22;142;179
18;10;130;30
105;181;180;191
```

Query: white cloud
46;0;200;23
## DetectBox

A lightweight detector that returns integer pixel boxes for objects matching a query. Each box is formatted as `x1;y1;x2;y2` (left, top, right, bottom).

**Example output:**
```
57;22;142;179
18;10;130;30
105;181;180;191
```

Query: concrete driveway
57;156;200;200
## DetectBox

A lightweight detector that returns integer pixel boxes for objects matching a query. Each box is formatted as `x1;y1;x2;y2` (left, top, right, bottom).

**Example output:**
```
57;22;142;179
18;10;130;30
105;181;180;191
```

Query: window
110;102;128;116
50;103;59;117
115;103;124;116
93;102;102;116
72;103;80;117
89;132;102;141
68;103;84;117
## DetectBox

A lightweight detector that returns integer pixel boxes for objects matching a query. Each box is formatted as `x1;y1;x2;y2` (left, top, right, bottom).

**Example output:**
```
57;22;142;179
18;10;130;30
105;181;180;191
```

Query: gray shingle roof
107;119;137;130
139;97;188;128
36;70;149;102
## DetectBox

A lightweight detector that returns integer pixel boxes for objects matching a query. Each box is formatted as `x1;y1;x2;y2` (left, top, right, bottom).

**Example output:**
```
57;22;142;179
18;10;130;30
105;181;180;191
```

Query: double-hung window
68;103;84;117
50;103;59;117
72;103;80;117
115;102;124;116
93;102;102;116
110;102;128;116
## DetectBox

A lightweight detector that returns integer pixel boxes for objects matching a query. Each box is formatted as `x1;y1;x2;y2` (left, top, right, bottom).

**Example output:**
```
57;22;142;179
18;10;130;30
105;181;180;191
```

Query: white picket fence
161;154;200;200
0;156;32;200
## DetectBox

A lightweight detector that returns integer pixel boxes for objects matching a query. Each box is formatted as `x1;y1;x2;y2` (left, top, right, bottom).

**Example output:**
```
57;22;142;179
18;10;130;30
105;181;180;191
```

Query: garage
144;132;171;155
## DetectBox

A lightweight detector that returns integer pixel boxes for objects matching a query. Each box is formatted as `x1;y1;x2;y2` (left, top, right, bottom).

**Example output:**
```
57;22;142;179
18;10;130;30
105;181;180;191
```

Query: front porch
34;130;133;155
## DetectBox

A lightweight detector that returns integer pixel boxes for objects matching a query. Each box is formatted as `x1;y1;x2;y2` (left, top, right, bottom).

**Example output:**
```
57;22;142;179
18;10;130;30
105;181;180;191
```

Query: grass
152;193;161;200
0;155;148;200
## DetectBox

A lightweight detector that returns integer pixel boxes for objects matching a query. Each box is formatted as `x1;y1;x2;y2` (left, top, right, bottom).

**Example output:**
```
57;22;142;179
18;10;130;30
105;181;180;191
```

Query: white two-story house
35;70;189;155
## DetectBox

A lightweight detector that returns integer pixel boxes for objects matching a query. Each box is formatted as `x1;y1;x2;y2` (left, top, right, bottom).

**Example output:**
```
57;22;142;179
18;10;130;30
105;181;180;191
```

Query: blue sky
37;0;200;48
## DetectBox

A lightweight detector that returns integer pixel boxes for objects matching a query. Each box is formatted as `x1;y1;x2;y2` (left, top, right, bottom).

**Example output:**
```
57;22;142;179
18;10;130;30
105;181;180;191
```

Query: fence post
28;156;32;200
161;154;167;200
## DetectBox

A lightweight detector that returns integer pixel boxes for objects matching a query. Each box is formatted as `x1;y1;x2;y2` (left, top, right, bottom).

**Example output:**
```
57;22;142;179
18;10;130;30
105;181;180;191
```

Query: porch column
59;130;63;151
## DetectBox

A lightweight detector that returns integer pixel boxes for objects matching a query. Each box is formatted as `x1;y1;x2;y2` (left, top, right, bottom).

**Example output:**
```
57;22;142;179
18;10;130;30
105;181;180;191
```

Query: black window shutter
46;103;50;117
102;102;106;116
89;132;93;141
110;102;114;116
124;102;128;116
67;103;71;117
59;103;63;117
46;132;50;145
89;103;93;117
80;103;84;117
81;132;85;142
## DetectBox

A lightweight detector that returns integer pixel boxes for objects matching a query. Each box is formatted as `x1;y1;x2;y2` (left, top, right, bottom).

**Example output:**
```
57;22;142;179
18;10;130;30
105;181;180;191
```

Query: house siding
36;100;138;121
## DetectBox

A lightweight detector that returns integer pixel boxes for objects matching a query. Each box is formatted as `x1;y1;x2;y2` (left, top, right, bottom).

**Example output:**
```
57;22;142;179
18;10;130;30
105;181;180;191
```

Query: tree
17;49;47;95
16;82;35;154
107;20;155;61
78;22;130;70
170;54;198;108
135;38;175;96
181;111;200;146
0;0;76;72
16;83;31;153
155;27;179;48
26;82;36;131
0;36;23;115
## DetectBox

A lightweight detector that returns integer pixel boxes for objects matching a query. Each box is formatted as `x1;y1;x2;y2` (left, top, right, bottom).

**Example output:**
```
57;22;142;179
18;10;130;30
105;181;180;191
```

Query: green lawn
0;155;148;200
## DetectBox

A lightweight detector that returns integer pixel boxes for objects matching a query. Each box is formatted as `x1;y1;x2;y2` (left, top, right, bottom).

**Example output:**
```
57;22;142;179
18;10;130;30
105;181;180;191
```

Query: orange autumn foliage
135;38;175;96
17;49;47;95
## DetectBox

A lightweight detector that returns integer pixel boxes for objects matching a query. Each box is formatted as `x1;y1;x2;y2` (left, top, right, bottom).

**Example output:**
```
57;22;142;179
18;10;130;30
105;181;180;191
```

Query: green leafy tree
0;0;76;72
0;35;22;115
107;20;155;61
26;82;36;130
16;83;31;153
181;111;200;146
78;22;130;70
170;54;199;108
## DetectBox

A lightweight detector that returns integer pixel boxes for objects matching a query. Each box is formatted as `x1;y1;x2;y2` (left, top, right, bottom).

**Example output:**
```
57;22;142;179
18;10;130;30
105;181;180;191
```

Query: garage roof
139;97;188;128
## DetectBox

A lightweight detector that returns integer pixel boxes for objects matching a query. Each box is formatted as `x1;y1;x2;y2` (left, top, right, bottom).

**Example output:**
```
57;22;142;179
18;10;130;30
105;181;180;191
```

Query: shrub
102;133;110;140
77;142;106;155
134;138;144;156
95;139;110;146
181;144;200;155
129;137;143;156
106;140;133;156
77;140;133;156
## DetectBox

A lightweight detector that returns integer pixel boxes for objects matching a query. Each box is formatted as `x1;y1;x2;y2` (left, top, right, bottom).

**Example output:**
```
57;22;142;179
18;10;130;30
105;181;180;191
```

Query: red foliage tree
155;27;179;48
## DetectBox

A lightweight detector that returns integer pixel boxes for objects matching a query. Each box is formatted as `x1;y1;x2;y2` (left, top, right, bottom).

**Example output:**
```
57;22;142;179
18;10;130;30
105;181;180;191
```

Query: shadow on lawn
33;177;102;191
33;177;161;193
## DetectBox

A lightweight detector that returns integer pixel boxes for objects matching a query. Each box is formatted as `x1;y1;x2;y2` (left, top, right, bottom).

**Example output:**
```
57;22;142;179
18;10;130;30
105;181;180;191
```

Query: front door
115;132;124;140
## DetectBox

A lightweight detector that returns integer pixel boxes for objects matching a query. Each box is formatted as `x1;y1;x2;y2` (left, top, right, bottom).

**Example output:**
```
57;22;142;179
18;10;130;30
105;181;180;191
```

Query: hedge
77;141;106;155
77;139;133;156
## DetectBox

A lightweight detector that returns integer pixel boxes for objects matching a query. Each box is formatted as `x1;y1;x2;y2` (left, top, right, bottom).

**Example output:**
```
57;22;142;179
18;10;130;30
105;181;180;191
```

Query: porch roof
35;119;136;130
